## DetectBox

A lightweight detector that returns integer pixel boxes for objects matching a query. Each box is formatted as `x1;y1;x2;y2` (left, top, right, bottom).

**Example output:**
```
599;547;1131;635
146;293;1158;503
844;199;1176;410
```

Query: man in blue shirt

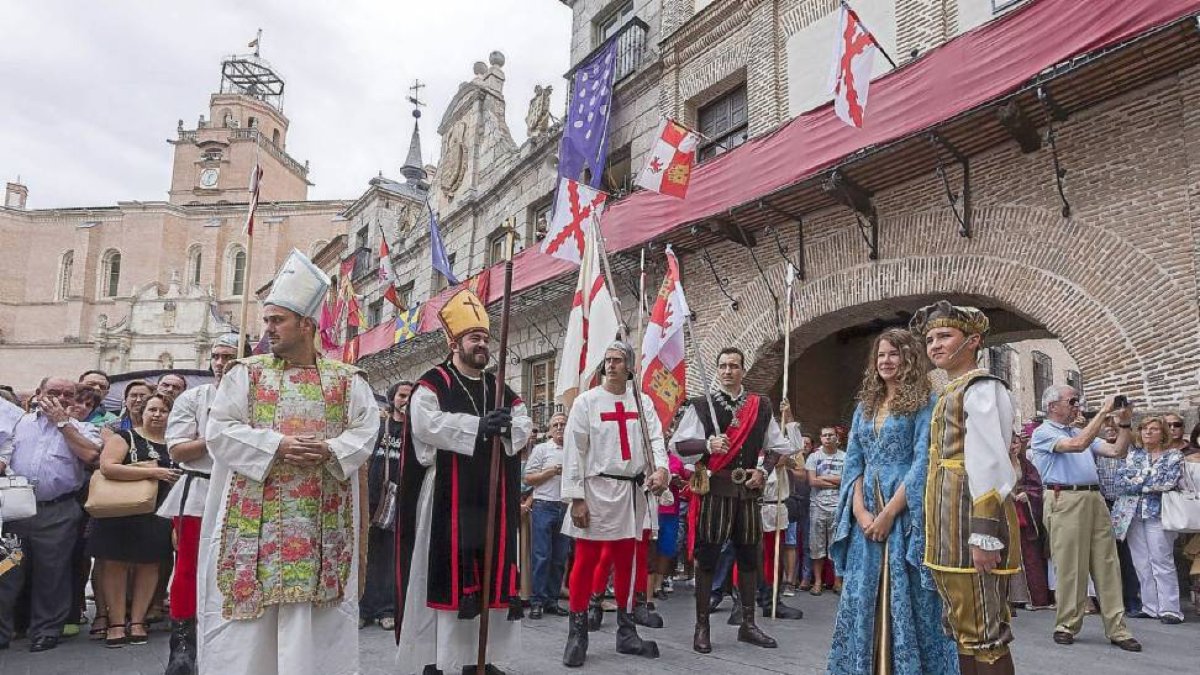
1029;386;1140;652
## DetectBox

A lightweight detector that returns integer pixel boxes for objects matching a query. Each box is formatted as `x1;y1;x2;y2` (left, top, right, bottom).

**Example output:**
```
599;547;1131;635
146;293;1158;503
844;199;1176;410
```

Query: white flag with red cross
541;176;608;266
634;118;700;199
555;220;619;404
639;245;689;431
828;2;878;129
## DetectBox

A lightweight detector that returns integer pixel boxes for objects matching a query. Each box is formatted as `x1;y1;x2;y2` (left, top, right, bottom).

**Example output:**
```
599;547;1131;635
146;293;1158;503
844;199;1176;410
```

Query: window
526;354;557;428
355;226;369;251
601;144;633;196
597;1;634;45
595;1;643;81
528;198;553;244
100;250;121;298
57;250;74;301
368;298;383;327
201;149;222;162
1066;369;1083;394
248;116;258;129
398;281;415;310
228;246;247;296
1032;351;1054;413
986;345;1013;383
187;245;203;287
487;231;509;267
434;253;456;292
272;129;281;146
222;109;234;127
992;0;1026;14
697;85;749;162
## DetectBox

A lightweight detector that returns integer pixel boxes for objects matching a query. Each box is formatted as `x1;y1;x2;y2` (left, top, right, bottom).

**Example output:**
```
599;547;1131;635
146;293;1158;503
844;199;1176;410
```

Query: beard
465;346;490;368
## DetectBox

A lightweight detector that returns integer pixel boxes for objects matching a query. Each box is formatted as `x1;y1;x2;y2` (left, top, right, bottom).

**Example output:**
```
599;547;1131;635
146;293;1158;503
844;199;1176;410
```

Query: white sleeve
524;442;548;476
165;388;202;450
507;400;533;458
964;380;1017;548
560;395;590;500
409;385;481;465
764;417;797;455
669;405;706;458
642;393;669;471
204;365;282;483
784;421;805;453
323;375;381;480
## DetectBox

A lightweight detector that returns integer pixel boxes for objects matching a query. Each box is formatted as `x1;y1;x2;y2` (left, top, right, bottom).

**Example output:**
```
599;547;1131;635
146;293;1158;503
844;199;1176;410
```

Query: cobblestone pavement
2;586;1196;674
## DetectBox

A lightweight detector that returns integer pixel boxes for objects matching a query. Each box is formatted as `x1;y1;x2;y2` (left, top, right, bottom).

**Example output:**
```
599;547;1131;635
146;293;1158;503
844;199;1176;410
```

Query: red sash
705;394;761;473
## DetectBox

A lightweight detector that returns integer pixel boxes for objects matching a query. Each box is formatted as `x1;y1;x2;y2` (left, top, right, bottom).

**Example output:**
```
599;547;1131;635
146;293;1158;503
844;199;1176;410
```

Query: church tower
167;42;311;205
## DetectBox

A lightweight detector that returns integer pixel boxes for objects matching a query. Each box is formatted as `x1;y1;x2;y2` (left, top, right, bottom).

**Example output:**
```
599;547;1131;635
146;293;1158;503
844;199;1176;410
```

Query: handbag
84;461;159;518
369;446;398;531
0;475;37;522
1162;462;1200;533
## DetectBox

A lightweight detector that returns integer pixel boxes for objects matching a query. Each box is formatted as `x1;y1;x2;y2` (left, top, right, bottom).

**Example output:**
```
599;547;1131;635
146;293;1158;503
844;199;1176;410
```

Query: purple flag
558;37;618;188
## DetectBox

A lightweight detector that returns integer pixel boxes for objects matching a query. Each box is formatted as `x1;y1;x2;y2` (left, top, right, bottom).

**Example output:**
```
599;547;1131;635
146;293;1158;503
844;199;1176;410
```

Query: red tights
169;516;202;620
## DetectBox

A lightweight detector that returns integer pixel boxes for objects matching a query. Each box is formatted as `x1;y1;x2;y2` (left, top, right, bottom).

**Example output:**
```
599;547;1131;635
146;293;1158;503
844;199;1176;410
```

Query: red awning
409;0;1199;338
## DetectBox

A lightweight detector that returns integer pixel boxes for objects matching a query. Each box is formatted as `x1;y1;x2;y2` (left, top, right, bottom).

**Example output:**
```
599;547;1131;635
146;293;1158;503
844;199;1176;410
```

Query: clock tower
167;48;312;205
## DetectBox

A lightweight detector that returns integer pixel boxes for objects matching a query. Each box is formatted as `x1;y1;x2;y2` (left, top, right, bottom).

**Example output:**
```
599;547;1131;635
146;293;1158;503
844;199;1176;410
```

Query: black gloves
478;407;513;440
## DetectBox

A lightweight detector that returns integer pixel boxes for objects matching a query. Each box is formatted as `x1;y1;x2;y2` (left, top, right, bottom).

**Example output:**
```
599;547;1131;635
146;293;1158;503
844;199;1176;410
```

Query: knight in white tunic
394;289;533;675
560;341;669;668
197;250;379;675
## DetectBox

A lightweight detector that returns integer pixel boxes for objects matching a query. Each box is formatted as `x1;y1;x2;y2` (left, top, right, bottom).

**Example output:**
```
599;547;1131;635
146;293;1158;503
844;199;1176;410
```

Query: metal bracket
758;201;807;280
929;132;972;237
743;237;783;339
824;171;879;261
700;246;739;311
1037;86;1071;218
529;320;556;349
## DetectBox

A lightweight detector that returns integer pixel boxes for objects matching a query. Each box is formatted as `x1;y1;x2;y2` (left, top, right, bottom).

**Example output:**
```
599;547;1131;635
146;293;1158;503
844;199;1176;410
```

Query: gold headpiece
438;289;490;342
909;300;989;337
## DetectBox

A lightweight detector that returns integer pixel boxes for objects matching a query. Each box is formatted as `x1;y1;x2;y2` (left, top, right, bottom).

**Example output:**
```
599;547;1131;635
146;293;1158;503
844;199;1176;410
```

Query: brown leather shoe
1053;631;1074;645
1110;637;1142;652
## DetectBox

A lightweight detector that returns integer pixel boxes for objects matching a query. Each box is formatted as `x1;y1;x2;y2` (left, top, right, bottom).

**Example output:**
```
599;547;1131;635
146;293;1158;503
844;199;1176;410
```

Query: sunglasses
1054;398;1080;407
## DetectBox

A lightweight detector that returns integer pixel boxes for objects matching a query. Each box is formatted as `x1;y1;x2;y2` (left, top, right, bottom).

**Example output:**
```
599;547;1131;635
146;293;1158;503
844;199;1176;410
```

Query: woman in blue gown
827;328;959;675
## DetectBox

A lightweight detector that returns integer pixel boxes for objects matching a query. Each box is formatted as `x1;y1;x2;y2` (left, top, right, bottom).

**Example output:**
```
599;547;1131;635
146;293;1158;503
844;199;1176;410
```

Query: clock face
199;168;219;188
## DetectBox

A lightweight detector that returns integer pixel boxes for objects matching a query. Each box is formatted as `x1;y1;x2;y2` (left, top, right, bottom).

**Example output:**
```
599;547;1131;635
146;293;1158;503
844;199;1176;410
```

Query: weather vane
407;79;426;118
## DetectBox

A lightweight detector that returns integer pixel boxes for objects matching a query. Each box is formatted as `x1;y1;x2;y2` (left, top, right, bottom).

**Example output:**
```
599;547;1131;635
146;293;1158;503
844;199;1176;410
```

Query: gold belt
937;458;965;468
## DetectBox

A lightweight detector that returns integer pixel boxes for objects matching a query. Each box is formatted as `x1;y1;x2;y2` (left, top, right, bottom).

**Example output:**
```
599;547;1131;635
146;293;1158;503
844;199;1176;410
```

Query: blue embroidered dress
827;398;959;675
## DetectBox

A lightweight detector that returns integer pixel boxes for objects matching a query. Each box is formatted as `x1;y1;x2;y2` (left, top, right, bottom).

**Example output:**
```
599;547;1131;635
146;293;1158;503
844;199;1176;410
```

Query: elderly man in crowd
1030;386;1141;652
156;373;188;400
0;377;102;652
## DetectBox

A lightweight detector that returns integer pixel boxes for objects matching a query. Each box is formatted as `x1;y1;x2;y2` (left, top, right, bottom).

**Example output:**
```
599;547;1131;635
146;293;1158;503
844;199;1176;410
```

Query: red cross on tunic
599;401;639;461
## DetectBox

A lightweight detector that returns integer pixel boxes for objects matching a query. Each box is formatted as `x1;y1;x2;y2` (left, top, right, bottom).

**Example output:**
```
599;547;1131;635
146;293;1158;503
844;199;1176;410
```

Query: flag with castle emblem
634;118;700;199
829;1;878;129
555;222;619;404
394;304;422;345
640;245;689;430
541;177;607;266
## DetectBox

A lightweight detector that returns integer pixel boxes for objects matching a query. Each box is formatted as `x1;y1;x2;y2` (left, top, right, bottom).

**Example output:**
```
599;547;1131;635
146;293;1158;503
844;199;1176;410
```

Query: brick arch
693;205;1198;409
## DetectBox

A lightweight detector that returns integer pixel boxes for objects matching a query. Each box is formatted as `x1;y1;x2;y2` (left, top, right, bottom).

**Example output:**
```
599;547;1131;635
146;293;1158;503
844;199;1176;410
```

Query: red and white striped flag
244;163;264;235
634;118;699;199
828;2;878;129
640;246;689;430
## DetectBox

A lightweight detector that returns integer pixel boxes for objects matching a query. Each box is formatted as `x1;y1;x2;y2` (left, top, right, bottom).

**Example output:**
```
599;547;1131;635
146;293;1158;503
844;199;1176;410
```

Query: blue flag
429;208;459;286
558;37;618;188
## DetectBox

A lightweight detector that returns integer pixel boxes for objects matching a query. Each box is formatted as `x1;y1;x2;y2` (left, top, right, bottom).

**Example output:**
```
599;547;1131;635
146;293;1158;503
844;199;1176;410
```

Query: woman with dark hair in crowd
827;328;958;674
360;381;413;630
87;393;181;647
1010;426;1052;609
105;380;153;435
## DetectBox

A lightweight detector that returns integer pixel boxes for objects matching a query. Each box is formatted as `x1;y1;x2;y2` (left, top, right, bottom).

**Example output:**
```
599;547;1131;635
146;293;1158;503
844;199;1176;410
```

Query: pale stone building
0;54;349;389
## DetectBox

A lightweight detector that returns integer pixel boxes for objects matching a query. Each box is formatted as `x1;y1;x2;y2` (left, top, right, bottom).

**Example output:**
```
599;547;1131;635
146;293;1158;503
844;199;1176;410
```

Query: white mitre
264;249;330;319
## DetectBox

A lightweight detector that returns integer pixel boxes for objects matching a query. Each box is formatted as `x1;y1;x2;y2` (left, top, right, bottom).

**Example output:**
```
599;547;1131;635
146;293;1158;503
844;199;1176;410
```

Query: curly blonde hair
857;328;933;417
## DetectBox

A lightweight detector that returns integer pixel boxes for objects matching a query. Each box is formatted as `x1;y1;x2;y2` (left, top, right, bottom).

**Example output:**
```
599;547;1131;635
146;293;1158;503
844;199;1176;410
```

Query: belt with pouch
709;468;762;499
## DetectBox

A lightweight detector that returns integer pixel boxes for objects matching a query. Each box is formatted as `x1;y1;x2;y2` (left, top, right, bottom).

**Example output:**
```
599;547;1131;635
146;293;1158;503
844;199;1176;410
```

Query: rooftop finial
248;28;262;58
401;79;428;186
407;79;426;119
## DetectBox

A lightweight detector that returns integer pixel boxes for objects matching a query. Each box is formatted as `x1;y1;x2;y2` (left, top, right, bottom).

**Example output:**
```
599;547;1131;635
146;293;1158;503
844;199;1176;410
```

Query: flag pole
840;0;898;69
477;225;516;673
771;264;795;619
595;220;662;613
237;142;264;357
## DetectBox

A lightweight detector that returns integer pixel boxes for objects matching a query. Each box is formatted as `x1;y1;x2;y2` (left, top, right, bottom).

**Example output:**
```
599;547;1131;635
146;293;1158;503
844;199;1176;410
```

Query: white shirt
560;385;668;541
159;384;216;518
524;440;565;502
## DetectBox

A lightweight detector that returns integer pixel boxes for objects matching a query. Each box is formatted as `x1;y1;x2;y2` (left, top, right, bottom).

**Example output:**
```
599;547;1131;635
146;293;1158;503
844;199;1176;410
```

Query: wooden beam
996;100;1042;153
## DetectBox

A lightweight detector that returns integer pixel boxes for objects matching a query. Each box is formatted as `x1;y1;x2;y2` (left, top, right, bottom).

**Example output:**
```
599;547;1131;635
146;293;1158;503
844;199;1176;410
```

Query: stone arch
692;205;1199;410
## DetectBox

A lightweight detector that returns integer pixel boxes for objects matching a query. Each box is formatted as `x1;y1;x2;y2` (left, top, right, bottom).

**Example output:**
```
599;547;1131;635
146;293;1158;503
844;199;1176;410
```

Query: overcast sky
0;0;572;209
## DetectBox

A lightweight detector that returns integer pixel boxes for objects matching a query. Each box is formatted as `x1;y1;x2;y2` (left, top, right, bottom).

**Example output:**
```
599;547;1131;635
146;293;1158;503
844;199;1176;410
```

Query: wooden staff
477;227;516;672
771;263;795;619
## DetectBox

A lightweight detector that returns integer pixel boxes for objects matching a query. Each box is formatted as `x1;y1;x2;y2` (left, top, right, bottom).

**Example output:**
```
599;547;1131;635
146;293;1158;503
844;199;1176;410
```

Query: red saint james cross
599;401;640;461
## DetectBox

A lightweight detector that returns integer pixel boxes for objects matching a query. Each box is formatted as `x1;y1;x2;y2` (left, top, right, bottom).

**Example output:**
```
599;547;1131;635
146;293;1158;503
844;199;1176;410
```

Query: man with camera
1030;387;1141;652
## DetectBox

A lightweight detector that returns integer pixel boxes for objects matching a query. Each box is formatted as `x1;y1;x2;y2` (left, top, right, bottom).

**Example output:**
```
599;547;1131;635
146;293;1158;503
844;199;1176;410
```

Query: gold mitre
909;300;990;337
438;289;490;342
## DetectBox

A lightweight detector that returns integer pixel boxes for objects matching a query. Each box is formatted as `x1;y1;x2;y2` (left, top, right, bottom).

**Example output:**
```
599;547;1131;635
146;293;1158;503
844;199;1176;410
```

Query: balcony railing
229;128;309;178
566;17;649;85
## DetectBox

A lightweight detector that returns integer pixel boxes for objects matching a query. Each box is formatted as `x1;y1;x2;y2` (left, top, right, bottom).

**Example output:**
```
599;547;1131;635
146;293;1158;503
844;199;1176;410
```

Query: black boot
563;611;589;668
693;569;712;654
586;594;604;631
726;587;743;625
422;667;444;675
615;609;659;658
760;592;804;620
165;618;197;675
736;571;777;648
631;593;664;629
